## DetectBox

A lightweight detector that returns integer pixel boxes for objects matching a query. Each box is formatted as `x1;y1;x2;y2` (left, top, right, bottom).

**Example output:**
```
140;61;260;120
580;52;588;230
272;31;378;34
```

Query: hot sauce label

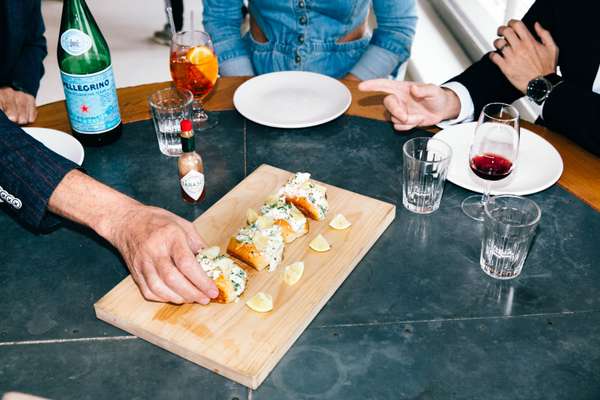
60;65;121;134
181;170;205;200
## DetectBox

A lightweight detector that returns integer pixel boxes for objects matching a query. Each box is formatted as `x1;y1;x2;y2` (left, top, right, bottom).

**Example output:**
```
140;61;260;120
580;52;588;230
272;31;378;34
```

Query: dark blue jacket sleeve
9;0;47;96
0;111;77;229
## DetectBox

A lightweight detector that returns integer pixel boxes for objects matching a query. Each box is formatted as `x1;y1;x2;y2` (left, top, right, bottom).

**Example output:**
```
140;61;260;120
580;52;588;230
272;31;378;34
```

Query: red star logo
81;104;89;113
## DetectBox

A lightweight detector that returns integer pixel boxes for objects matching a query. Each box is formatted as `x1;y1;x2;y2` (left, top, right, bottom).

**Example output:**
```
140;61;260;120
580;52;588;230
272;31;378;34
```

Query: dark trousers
165;0;184;31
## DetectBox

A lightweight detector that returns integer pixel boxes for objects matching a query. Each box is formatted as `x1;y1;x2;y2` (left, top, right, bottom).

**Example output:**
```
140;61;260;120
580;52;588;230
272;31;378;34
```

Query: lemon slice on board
329;213;352;230
246;292;273;313
284;261;305;286
309;234;331;252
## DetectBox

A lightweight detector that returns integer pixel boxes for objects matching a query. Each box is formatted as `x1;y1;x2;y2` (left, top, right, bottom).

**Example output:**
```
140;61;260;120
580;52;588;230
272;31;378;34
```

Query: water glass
481;195;541;279
402;137;452;214
148;87;193;156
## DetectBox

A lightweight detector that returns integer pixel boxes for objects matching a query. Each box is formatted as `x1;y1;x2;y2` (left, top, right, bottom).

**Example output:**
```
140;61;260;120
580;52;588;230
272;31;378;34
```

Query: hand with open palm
359;79;462;131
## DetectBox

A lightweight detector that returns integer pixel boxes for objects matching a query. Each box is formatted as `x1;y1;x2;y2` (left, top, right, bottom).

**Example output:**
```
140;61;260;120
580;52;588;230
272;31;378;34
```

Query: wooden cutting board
94;164;396;389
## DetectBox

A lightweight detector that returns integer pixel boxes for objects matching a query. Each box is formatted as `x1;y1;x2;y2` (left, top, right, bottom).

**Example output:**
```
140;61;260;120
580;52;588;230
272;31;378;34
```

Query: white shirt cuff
437;81;475;128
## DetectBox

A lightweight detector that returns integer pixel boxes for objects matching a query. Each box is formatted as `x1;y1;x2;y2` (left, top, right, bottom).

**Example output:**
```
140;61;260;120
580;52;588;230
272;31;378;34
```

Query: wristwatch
526;73;563;105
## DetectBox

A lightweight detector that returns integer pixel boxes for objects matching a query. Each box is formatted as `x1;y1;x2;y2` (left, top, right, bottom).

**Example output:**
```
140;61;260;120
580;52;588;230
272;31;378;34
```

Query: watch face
528;77;552;104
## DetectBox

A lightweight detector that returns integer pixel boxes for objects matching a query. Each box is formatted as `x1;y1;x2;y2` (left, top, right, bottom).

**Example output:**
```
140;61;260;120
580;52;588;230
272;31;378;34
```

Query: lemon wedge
284;261;305;286
185;46;219;83
186;45;214;63
200;246;220;259
246;292;273;313
246;208;259;224
309;234;331;252
329;213;352;230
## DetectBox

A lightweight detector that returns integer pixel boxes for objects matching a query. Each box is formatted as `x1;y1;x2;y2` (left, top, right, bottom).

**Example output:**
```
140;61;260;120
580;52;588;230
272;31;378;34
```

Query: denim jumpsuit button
298;0;305;8
298;34;305;44
299;15;307;25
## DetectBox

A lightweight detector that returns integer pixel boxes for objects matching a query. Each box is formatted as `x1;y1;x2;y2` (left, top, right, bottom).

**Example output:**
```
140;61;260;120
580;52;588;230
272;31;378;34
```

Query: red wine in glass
470;153;513;181
461;103;520;221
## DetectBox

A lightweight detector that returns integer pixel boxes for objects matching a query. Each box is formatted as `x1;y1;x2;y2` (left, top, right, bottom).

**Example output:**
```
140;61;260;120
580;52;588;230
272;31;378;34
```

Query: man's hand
0;87;38;125
359;79;461;131
105;205;218;304
48;170;218;304
490;20;559;93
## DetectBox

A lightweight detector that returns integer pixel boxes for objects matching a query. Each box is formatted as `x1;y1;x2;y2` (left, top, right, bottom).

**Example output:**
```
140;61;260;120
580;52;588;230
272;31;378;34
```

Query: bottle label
181;170;205;200
60;29;92;56
61;66;121;134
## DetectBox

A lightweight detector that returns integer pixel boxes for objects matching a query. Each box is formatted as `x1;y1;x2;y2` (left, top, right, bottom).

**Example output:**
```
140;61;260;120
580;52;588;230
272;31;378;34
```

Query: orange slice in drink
186;46;219;84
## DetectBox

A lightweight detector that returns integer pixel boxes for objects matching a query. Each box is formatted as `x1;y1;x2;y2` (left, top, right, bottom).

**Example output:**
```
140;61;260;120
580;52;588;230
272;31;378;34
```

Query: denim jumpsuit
203;0;417;80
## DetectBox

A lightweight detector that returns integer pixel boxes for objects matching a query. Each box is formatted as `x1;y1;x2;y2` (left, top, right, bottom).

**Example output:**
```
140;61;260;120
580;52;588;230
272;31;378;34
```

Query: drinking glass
170;30;219;130
462;103;520;221
402;137;452;214
480;195;541;279
148;87;193;156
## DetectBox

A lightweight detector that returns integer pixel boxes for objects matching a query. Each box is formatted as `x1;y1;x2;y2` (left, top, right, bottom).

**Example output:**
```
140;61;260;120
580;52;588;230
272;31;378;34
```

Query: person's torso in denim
204;0;417;80
248;1;371;77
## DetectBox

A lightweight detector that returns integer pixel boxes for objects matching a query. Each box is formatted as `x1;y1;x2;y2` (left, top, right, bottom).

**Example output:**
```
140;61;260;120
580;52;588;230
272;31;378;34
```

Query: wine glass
461;103;520;221
170;30;219;130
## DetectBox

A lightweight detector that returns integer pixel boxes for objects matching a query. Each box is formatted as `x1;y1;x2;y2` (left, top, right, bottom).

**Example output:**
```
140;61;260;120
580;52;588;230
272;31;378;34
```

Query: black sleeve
449;0;554;117
0;111;77;230
9;0;47;97
542;84;600;156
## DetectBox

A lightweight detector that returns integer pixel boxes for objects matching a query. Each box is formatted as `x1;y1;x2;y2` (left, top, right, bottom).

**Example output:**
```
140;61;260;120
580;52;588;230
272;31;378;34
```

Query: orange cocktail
170;30;219;129
170;44;218;96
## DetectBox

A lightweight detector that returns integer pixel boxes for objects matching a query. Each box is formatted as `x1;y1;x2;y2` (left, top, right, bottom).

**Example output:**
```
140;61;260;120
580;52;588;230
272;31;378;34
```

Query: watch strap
544;73;563;88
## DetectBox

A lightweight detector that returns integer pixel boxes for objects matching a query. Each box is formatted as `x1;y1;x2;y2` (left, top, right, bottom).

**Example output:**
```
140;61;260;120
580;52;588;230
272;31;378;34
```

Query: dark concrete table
2;111;599;400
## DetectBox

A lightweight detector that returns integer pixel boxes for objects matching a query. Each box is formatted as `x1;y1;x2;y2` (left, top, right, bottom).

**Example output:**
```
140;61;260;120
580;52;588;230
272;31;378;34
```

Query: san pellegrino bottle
58;0;122;146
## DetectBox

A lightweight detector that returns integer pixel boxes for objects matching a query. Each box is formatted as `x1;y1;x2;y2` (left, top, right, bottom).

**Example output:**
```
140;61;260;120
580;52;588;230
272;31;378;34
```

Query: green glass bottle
58;0;122;146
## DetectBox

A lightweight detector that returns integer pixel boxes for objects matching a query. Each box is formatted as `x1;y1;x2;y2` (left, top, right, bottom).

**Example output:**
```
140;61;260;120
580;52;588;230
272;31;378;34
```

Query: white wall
407;0;471;84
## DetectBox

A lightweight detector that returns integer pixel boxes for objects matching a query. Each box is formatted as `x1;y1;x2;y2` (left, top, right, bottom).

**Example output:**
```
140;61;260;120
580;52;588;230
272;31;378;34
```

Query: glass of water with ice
481;195;541;279
402;137;452;214
148;87;193;156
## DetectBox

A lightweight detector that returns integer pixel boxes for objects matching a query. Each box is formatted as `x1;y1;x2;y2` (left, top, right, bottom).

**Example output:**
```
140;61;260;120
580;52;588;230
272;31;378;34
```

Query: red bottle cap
180;119;193;132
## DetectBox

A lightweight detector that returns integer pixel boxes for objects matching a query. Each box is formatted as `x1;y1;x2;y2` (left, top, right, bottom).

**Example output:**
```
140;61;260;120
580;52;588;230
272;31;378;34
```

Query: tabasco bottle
179;120;206;203
58;0;122;146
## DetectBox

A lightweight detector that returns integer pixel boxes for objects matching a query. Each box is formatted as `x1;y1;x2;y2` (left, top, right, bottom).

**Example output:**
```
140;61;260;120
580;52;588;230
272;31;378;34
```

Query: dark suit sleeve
0;111;77;229
450;0;553;117
543;84;600;155
9;0;47;97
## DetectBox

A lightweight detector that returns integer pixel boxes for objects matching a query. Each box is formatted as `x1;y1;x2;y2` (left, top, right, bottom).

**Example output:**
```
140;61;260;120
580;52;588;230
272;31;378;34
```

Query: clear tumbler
148;87;193;156
481;195;541;279
402;137;452;214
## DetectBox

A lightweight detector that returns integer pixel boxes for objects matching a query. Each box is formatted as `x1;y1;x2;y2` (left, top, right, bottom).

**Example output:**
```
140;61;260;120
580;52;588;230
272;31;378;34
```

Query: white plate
233;71;352;128
434;122;563;195
23;127;85;166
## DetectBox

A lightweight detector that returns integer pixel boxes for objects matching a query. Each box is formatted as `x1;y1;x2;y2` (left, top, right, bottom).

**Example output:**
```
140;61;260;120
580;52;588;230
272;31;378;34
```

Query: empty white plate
23;127;85;166
434;122;563;195
233;71;352;128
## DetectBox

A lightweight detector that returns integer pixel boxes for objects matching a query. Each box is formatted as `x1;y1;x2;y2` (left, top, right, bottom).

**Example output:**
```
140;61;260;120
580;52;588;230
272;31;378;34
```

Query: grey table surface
1;111;599;400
